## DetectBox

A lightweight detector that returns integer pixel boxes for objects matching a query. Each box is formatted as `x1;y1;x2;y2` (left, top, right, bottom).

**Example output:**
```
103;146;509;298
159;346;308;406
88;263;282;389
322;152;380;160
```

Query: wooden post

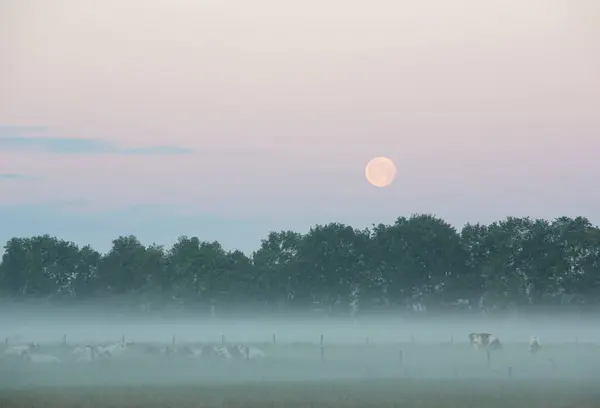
320;334;324;362
272;334;276;345
398;349;403;365
486;349;491;368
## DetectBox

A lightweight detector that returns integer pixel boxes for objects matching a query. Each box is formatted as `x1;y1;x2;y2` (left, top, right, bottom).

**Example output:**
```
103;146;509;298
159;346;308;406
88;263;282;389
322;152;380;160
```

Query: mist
2;303;600;390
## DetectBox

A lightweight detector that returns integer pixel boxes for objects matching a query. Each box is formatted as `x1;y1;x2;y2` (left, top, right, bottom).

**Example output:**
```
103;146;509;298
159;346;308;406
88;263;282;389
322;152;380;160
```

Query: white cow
2;342;39;357
71;344;108;362
529;336;542;355
101;341;129;358
188;345;239;362
468;333;502;351
228;344;265;360
213;345;234;361
20;350;60;363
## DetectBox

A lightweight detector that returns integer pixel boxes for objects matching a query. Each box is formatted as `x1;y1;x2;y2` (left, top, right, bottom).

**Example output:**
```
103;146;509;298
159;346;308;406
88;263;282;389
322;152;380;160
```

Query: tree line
1;214;599;316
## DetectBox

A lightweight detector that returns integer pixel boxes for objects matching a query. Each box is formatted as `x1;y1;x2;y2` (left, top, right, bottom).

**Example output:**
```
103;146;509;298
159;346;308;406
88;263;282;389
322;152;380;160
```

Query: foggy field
2;316;600;407
1;380;599;408
3;341;600;386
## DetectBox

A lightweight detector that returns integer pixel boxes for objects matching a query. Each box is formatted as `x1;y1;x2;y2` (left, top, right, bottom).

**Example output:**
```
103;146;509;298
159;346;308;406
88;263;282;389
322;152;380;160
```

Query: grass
2;342;600;407
0;379;599;408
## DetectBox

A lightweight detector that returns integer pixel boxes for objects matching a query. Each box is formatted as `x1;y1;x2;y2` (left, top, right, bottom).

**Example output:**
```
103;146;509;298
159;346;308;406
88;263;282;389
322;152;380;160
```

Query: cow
468;333;502;351
228;344;265;360
177;344;229;361
71;344;109;362
186;344;264;362
20;350;61;363
2;342;39;357
99;341;129;358
529;336;542;355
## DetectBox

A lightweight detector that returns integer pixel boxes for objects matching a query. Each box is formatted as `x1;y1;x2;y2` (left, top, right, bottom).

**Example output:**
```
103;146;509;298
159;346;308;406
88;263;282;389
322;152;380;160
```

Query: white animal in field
2;342;39;356
229;344;265;360
190;344;260;362
71;345;107;362
529;336;542;355
101;341;129;358
213;345;234;361
180;345;220;360
468;333;502;351
20;350;60;363
183;347;204;359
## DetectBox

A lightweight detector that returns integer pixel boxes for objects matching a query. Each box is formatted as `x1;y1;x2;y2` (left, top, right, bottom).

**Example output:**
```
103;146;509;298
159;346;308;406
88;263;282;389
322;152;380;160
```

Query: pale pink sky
0;0;599;252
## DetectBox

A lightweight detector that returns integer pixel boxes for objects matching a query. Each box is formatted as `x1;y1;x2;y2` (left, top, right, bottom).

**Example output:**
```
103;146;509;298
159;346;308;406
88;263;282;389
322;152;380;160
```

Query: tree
97;235;151;295
1;213;600;316
295;223;370;314
252;230;302;309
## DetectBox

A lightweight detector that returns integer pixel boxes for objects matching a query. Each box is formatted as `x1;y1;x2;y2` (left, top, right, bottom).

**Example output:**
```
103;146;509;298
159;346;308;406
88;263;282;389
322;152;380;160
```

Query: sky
1;0;599;255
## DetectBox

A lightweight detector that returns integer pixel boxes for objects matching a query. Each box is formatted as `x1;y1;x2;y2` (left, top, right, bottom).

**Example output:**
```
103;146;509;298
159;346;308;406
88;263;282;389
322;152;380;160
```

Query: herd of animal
0;333;543;365
468;332;543;355
0;340;267;364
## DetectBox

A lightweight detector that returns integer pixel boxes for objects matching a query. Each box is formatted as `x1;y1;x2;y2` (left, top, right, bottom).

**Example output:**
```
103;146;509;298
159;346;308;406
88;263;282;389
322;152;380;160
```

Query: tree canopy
1;214;599;316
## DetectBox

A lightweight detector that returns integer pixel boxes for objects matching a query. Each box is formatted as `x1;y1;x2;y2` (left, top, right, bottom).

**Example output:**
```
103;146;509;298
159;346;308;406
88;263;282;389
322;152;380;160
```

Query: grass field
1;379;599;408
2;342;600;407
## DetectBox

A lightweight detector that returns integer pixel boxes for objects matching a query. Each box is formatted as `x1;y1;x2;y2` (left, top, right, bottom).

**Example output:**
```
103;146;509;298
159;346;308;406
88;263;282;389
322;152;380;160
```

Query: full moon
365;156;397;187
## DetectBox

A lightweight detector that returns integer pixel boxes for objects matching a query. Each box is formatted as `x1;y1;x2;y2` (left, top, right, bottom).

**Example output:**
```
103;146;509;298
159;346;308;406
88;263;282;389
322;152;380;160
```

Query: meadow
2;339;600;407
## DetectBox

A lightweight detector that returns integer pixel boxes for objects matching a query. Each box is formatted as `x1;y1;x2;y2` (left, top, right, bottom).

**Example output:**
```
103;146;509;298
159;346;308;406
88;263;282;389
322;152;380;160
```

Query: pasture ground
1;380;599;408
1;342;600;407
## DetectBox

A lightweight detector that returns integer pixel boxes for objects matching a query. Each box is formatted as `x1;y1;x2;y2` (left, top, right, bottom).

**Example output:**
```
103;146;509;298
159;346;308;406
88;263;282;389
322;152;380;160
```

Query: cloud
0;173;38;181
0;126;193;155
